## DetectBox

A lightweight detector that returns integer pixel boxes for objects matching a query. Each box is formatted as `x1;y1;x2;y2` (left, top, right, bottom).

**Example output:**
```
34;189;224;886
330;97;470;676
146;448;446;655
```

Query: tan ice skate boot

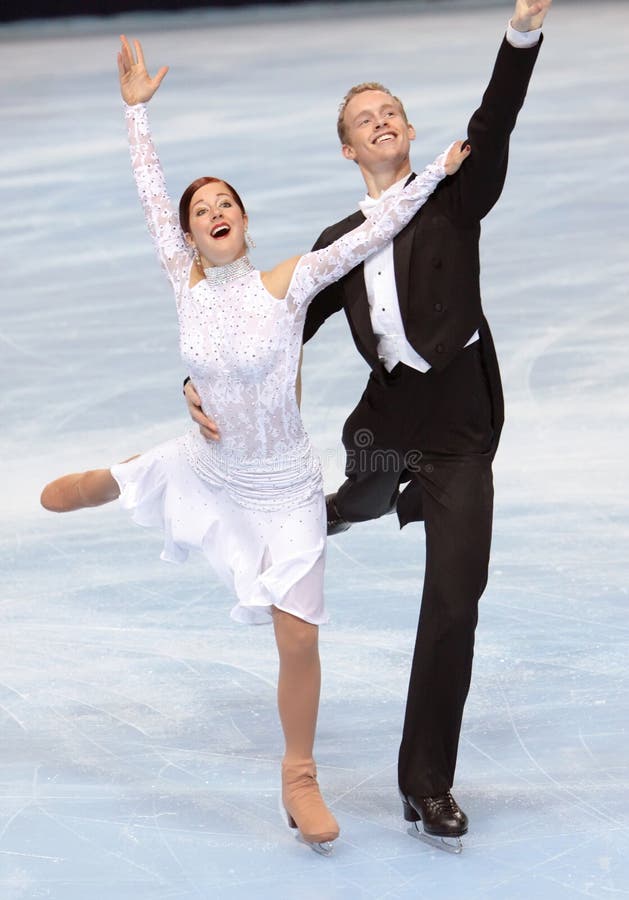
281;758;339;856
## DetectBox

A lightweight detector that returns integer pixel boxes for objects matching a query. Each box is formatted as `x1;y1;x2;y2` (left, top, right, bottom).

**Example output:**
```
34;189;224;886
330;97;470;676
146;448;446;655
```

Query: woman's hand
117;35;169;105
444;140;472;176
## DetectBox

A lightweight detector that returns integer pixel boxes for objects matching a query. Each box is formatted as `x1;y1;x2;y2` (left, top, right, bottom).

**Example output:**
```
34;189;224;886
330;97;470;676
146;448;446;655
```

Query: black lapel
394;172;418;323
334;212;379;361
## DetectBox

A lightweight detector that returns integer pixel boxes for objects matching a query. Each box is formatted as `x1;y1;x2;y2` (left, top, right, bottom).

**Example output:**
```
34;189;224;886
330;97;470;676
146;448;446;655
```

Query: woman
41;36;470;855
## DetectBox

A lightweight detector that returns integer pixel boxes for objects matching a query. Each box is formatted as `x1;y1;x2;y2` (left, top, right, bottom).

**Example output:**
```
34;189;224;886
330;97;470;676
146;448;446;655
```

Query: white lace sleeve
125;103;192;295
288;149;450;310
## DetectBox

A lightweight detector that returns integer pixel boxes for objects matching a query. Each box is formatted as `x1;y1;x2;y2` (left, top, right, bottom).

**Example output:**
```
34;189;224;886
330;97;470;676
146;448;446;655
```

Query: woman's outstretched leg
272;602;339;850
40;456;139;512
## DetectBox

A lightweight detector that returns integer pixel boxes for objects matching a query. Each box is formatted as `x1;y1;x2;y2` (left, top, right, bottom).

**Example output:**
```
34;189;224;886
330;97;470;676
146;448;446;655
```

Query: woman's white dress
111;102;447;625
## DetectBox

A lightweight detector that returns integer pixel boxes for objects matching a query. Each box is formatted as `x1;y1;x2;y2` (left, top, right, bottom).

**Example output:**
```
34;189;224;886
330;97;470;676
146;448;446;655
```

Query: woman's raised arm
120;37;191;296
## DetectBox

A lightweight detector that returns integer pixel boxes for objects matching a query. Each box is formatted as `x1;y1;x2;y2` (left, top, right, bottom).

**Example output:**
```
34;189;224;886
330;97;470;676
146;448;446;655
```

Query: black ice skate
401;790;468;854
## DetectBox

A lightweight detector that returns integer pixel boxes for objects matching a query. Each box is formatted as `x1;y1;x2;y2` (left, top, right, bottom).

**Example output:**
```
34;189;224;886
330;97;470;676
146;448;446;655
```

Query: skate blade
407;822;463;855
296;833;334;856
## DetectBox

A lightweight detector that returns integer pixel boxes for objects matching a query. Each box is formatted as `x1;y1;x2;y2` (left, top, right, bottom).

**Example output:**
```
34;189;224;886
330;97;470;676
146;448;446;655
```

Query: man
186;0;552;851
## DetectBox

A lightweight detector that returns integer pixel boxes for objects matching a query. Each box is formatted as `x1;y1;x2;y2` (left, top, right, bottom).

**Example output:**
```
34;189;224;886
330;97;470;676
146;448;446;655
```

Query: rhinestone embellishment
204;256;255;285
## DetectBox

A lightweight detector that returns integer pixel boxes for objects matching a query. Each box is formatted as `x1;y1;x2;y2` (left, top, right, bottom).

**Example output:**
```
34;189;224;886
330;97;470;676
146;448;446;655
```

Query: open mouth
211;223;231;239
373;133;396;145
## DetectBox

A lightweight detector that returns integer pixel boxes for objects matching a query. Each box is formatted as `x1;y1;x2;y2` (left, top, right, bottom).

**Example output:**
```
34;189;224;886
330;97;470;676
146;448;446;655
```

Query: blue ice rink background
1;1;628;897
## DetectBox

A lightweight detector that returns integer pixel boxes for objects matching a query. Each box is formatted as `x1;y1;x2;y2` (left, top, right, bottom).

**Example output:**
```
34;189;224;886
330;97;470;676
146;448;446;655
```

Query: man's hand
444;140;472;176
184;380;220;442
511;0;552;33
117;35;169;105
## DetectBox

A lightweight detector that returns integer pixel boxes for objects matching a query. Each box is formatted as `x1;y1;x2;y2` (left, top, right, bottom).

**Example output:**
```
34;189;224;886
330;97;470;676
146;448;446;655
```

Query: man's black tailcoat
304;37;543;523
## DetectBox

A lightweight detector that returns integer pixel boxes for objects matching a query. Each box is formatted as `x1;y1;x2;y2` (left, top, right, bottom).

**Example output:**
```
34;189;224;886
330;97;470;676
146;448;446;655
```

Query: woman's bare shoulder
260;254;302;300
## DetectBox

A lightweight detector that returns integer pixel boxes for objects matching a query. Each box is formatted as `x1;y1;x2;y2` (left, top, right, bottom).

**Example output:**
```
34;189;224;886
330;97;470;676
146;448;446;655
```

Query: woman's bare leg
272;604;339;848
273;607;321;762
40;455;139;512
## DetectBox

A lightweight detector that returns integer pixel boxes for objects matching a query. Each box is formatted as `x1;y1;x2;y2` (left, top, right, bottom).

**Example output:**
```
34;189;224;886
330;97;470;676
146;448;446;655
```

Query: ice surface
1;2;628;898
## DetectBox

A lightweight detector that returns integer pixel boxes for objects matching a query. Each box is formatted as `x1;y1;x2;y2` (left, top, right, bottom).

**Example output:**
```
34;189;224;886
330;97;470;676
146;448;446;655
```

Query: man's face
341;90;416;173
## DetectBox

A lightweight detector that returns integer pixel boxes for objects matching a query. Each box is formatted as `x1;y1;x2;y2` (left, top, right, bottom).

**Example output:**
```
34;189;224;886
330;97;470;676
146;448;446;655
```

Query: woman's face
186;182;248;267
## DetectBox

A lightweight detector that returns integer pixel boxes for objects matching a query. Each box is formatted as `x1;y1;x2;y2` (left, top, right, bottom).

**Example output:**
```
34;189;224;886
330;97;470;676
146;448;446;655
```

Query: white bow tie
358;175;408;217
358;193;381;215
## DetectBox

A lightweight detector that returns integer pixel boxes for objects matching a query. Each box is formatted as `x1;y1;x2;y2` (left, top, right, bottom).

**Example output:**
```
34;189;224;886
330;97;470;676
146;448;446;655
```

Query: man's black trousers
335;341;495;797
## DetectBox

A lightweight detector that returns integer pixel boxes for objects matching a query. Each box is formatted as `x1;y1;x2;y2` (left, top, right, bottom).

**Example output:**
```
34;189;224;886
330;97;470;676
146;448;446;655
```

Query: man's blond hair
336;82;409;144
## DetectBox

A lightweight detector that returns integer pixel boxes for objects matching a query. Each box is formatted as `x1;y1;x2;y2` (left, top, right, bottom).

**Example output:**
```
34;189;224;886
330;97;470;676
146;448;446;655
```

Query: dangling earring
245;230;256;249
193;246;203;269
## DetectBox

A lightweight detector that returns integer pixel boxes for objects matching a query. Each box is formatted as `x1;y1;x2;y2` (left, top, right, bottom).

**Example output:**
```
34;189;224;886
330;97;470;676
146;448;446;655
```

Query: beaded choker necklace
203;256;255;285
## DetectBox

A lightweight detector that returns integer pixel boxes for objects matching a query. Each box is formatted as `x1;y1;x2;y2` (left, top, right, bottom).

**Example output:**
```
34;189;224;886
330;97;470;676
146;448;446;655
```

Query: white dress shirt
359;21;542;374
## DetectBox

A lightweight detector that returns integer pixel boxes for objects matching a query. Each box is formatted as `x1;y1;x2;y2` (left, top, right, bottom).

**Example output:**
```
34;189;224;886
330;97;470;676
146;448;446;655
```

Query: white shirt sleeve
506;20;543;49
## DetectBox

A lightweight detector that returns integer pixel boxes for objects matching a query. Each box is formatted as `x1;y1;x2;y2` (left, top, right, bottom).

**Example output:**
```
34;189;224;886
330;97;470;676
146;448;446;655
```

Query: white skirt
110;436;327;626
